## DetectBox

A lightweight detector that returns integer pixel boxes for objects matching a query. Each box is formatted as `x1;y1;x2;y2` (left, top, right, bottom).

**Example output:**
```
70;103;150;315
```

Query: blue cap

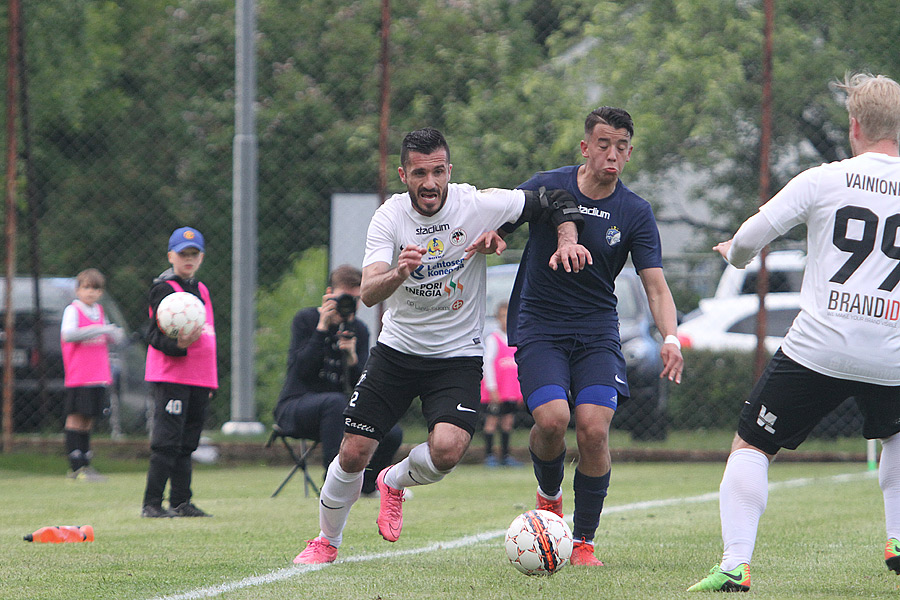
168;227;205;252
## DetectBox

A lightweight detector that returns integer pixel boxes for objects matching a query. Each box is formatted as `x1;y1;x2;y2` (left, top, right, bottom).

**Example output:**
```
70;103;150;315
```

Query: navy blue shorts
514;334;630;413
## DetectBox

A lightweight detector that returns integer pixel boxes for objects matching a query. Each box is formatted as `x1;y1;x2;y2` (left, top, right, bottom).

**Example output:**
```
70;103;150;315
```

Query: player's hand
713;239;732;260
176;325;203;349
659;342;683;384
465;231;506;259
549;243;592;273
397;244;426;279
318;291;341;330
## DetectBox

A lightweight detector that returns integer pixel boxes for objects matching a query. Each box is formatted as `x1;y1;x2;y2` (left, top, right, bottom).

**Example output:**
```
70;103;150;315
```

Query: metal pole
754;0;775;380
16;0;49;431
3;0;22;450
377;0;391;207
374;0;391;337
223;0;263;435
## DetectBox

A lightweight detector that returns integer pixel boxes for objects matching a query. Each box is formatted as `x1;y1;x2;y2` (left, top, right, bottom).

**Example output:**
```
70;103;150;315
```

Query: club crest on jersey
450;228;467;246
426;237;445;259
606;226;622;247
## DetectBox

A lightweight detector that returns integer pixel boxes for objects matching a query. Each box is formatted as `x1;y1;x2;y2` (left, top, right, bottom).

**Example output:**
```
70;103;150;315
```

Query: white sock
880;434;900;541
387;442;451;489
318;456;363;547
719;448;770;571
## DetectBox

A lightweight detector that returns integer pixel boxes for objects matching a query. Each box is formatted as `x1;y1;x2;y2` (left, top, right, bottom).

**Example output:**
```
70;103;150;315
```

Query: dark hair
328;264;362;289
400;127;450;167
585;107;634;139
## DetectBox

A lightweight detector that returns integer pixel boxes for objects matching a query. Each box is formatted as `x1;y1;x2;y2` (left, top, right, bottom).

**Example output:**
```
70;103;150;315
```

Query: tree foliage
1;0;898;423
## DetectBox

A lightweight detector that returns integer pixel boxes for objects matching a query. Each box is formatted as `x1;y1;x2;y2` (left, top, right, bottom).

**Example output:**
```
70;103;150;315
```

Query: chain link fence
2;0;895;447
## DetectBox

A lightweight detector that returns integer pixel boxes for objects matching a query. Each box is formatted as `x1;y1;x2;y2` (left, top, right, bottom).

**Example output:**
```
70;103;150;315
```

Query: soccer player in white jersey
689;73;900;592
294;127;588;564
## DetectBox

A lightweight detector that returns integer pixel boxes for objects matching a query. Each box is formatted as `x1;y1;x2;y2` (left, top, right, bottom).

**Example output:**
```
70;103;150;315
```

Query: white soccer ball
156;291;206;339
505;509;573;576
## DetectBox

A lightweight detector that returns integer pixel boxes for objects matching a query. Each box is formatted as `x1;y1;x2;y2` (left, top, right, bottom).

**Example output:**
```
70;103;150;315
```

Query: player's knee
427;438;467;471
534;412;569;439
338;435;377;472
575;420;609;450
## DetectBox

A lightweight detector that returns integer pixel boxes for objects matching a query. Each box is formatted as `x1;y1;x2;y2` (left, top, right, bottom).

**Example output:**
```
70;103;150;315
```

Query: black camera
334;293;357;320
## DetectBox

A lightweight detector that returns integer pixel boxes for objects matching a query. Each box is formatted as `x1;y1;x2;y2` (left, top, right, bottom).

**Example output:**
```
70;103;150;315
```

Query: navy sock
530;448;566;497
572;468;610;543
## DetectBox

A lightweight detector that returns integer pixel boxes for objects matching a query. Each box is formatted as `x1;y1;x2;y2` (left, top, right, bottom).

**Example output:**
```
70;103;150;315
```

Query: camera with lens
334;293;357;320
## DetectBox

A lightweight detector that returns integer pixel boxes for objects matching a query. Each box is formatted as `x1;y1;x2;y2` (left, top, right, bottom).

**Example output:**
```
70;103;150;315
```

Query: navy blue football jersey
507;165;662;345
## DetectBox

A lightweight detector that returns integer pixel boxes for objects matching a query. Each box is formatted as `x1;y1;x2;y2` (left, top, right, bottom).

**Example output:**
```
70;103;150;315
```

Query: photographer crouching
274;265;403;495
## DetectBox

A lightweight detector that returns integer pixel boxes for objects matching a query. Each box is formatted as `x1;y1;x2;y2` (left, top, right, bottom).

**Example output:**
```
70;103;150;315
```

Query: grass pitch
1;455;896;600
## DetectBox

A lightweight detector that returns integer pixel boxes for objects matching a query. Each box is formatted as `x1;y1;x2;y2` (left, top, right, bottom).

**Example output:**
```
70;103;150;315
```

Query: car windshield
739;270;804;294
727;307;801;337
0;278;76;316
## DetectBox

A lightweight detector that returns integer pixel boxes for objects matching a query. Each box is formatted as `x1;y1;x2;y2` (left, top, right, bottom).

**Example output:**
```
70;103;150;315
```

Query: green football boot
885;538;900;574
687;563;750;592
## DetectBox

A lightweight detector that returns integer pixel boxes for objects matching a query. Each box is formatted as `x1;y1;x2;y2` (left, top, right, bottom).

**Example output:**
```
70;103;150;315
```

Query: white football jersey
760;152;900;384
363;183;524;358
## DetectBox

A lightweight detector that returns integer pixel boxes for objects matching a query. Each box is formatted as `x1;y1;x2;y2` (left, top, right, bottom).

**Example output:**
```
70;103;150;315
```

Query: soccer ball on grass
156;292;206;339
505;509;573;576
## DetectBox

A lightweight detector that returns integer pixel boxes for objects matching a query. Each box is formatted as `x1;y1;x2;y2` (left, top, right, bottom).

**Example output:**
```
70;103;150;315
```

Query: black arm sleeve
513;186;584;233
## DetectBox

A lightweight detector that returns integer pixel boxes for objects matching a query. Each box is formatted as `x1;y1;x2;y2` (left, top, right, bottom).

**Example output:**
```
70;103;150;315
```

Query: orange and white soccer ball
505;509;573;576
156;292;206;339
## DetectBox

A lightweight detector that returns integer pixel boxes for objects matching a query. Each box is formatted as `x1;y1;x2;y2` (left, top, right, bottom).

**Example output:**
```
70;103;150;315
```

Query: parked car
677;293;802;353
0;276;148;433
678;287;862;438
485;263;669;440
714;249;806;298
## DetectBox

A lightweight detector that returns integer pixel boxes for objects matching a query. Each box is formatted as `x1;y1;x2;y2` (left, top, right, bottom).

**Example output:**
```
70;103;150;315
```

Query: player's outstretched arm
465;230;507;259
638;267;683;384
360;245;426;307
549;222;592;273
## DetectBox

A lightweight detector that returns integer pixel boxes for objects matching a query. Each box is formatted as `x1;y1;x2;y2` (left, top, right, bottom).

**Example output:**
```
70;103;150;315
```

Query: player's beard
411;185;448;217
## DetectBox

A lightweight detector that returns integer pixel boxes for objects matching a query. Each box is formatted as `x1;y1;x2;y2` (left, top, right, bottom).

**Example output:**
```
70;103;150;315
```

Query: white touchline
148;470;876;600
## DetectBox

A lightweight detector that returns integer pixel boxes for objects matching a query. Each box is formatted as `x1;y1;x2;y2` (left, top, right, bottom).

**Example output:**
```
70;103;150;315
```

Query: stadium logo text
580;206;611;219
416;223;451;235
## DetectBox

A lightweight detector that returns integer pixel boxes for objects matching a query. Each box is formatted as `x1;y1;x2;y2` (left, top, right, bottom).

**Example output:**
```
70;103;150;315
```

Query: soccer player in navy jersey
503;107;684;565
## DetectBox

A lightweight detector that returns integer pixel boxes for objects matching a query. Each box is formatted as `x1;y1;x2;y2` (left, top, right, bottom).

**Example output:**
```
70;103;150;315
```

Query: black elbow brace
519;186;584;233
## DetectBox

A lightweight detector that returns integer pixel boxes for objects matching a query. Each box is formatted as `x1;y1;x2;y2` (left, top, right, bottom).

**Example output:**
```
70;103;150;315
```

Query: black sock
572;469;610;543
75;431;91;465
530;448;566;497
484;432;494;456
500;431;510;458
65;430;88;471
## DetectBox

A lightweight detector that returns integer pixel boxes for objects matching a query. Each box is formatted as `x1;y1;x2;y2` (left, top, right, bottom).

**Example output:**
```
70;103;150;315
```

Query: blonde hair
76;268;105;289
836;73;900;143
